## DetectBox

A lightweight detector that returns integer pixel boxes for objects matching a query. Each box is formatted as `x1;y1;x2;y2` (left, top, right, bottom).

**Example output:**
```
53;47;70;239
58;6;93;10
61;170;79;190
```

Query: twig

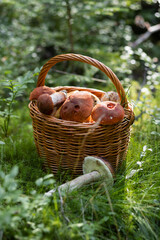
52;69;107;83
80;198;86;223
66;0;74;52
134;67;148;121
0;230;3;240
131;24;160;48
135;111;146;121
58;188;70;224
137;67;148;102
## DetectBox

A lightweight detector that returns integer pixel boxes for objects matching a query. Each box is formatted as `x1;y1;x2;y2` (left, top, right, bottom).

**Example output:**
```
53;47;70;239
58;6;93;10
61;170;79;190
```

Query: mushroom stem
44;156;114;197
50;92;67;108
45;171;100;196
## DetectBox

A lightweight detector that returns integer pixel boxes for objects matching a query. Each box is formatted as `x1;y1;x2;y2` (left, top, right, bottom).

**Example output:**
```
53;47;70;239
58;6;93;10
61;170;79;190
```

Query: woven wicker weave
29;54;134;176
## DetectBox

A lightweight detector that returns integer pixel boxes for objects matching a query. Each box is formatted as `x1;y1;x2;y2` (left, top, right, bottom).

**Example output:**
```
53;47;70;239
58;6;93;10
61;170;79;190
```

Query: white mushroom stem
44;156;114;197
50;92;67;108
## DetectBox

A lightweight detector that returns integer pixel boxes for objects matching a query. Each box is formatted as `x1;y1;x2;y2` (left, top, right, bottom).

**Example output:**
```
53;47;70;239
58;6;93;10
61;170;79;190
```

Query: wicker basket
29;54;134;176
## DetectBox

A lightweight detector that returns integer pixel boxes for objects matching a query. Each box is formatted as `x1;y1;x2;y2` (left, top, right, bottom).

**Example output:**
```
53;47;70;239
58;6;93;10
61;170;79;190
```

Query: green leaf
43;179;55;186
10;166;19;178
43;174;54;180
35;178;43;186
4;70;12;75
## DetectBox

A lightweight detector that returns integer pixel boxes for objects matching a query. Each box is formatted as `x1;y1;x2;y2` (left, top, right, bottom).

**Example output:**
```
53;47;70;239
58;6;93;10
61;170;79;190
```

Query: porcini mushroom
101;91;120;103
60;91;94;122
37;92;67;115
67;90;79;98
91;101;125;125
44;156;114;196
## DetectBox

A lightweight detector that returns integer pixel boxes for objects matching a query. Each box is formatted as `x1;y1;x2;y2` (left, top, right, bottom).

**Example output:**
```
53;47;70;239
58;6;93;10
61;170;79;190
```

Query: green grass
0;87;160;240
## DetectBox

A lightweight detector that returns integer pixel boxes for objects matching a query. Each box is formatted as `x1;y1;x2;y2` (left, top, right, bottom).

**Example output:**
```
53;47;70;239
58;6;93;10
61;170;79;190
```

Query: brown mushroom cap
91;101;125;125
60;91;94;122
37;92;67;116
29;86;55;101
37;94;54;115
101;91;120;103
67;90;79;98
93;156;115;177
67;91;100;106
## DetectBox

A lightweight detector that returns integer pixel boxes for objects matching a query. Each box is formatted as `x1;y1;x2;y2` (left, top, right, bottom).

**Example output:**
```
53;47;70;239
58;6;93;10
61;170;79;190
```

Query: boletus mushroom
101;91;120;103
29;86;55;101
60;91;94;122
44;156;115;196
91;101;125;125
37;92;67;115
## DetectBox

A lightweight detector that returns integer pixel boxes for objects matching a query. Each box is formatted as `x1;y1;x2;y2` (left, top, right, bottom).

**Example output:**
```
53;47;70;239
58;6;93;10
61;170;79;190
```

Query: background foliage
0;0;160;239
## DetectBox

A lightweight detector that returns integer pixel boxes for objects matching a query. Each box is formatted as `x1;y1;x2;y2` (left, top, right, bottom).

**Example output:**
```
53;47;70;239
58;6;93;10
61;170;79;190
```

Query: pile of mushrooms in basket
29;86;125;125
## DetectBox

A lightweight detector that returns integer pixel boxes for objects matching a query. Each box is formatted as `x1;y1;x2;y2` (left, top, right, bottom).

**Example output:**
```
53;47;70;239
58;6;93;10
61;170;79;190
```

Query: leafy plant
0;70;39;137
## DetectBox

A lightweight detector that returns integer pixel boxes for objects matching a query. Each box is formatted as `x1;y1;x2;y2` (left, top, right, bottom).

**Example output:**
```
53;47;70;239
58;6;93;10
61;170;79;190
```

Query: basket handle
37;53;128;107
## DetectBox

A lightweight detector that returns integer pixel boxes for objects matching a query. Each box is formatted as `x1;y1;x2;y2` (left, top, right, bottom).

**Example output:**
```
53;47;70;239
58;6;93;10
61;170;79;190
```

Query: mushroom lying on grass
44;156;114;196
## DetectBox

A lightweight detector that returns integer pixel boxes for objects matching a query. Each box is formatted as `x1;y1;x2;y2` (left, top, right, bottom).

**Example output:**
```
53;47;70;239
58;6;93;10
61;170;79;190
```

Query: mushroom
67;90;79;98
60;91;94;122
68;91;100;106
44;156;114;196
29;86;56;101
37;92;67;115
91;101;125;125
90;93;101;106
54;105;62;119
101;91;120;103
